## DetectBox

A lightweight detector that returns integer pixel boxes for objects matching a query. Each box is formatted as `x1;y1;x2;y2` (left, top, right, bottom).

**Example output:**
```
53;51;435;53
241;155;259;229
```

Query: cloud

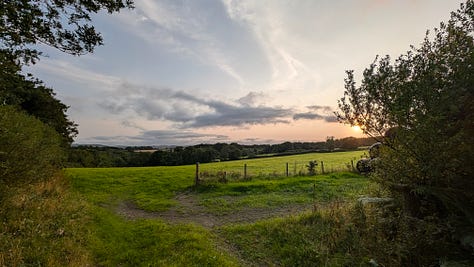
81;129;229;146
99;83;293;128
221;0;321;93
293;112;324;120
307;105;333;112
237;91;266;106
116;0;246;85
293;105;338;123
33;58;121;90
121;120;146;131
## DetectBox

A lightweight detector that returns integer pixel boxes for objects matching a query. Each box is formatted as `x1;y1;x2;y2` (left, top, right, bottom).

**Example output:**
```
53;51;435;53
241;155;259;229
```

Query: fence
194;159;358;185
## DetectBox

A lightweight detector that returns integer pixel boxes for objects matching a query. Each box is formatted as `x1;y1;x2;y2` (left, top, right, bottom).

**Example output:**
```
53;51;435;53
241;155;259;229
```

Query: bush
0;106;65;186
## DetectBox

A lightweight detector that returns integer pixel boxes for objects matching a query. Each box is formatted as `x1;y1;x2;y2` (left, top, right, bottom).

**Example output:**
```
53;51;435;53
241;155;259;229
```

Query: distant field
65;150;371;266
200;150;366;177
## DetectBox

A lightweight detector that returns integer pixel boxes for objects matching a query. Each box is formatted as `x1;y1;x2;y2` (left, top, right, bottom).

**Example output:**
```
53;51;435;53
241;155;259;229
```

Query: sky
26;0;463;146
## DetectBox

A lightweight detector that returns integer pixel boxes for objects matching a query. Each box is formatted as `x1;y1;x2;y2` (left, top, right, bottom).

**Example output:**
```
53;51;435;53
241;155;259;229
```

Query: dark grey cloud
80;130;229;146
307;105;332;112
187;101;291;127
293;112;324;120
293;105;338;123
99;84;292;128
121;120;146;131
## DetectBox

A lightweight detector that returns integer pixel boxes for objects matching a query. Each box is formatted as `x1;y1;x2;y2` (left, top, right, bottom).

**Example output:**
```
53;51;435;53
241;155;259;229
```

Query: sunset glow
352;125;362;133
25;0;462;146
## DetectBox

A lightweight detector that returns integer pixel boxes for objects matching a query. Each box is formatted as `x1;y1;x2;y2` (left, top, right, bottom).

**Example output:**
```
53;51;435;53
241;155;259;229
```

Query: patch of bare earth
115;192;312;228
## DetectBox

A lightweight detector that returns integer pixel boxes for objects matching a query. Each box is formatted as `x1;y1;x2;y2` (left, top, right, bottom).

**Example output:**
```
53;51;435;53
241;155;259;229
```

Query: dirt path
115;192;312;228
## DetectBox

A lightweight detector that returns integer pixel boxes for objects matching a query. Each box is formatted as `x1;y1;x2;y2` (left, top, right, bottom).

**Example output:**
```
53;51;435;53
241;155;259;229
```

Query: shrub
306;160;318;176
0;106;65;186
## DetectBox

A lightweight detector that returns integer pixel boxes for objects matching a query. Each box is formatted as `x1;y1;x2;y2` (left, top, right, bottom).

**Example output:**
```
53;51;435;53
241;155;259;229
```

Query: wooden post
294;161;297;176
351;160;355;171
321;161;325;174
312;183;317;213
286;162;289;177
195;162;200;186
244;164;247;179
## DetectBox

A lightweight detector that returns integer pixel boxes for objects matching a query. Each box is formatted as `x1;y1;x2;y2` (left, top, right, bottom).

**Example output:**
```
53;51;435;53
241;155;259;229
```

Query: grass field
59;151;374;266
200;150;366;178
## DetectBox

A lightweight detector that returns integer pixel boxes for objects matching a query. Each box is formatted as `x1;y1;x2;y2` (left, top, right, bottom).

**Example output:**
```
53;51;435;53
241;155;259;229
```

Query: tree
325;136;335;151
337;0;473;262
1;1;134;144
1;0;134;64
0;51;77;145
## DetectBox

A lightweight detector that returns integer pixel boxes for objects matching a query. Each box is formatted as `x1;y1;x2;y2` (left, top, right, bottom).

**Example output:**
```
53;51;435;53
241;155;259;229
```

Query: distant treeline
67;136;377;168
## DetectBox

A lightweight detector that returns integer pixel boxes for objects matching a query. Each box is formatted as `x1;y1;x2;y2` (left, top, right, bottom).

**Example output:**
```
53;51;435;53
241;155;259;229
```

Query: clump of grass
196;172;369;214
0;173;93;266
220;202;369;266
222;197;474;267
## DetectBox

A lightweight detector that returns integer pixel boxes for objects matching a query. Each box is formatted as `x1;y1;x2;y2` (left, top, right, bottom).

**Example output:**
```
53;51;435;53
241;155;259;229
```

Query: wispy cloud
221;0;320;93
33;58;121;90
116;0;246;85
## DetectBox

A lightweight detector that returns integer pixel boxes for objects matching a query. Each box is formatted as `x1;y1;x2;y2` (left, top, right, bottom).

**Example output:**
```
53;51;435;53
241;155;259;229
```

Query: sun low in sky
27;0;463;146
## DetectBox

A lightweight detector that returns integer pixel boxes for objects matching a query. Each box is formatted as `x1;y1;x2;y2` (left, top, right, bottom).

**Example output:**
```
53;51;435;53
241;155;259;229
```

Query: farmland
63;150;374;266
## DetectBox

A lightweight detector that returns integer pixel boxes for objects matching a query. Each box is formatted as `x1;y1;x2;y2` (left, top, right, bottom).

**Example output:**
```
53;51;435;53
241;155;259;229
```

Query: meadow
56;150;378;266
199;150;366;177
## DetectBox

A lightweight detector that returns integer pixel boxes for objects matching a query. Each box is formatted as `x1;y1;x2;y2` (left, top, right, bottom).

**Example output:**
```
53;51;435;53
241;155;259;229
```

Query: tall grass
220;202;394;267
0;173;92;266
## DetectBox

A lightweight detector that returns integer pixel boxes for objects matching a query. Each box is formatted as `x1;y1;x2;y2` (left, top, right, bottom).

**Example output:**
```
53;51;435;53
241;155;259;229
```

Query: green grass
0;174;93;266
219;208;370;267
197;172;368;214
201;150;365;177
67;166;196;211
64;151;372;266
88;208;238;267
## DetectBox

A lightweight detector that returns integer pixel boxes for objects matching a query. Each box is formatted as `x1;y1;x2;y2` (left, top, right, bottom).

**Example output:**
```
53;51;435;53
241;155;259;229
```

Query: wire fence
195;159;358;184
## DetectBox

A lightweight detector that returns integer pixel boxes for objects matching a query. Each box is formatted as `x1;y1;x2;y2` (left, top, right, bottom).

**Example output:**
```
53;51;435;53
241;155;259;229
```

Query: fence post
244;164;247;179
351;160;355;171
294;161;297;176
286;162;289;177
321;161;325;174
195;162;200;186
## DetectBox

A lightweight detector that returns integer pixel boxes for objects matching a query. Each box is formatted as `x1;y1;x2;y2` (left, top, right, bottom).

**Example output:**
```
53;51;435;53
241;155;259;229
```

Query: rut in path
115;192;312;228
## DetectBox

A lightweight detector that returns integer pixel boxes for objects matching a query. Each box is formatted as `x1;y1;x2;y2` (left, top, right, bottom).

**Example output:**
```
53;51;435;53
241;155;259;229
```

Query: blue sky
27;0;463;146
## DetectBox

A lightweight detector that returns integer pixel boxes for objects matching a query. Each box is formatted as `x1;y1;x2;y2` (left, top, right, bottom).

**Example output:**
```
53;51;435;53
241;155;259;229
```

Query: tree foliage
337;0;474;261
0;1;134;145
0;51;77;145
0;0;134;64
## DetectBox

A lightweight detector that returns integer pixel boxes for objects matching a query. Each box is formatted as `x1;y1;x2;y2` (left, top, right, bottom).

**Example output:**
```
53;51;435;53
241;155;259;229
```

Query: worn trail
115;192;311;228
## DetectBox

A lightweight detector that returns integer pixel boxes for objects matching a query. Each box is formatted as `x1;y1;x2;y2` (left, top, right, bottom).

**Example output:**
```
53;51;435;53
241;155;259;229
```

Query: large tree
0;50;78;145
1;0;134;64
337;0;473;262
1;0;134;145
